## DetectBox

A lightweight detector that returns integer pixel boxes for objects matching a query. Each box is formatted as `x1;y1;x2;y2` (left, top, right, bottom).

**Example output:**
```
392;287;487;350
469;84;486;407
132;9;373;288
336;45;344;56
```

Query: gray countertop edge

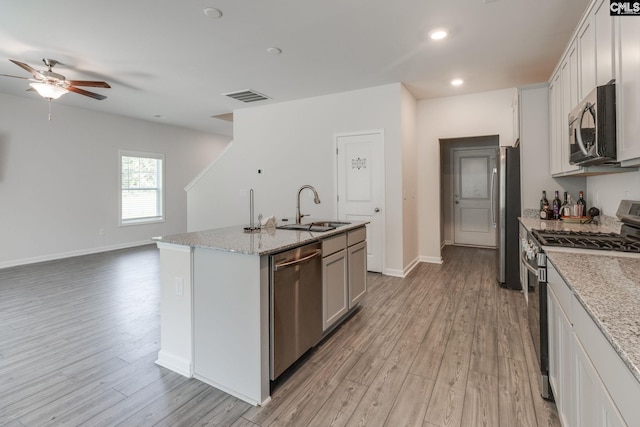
520;218;640;384
152;221;368;256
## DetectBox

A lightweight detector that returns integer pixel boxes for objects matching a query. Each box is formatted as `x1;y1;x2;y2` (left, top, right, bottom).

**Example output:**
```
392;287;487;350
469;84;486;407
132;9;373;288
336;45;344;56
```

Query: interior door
453;148;497;247
336;131;384;273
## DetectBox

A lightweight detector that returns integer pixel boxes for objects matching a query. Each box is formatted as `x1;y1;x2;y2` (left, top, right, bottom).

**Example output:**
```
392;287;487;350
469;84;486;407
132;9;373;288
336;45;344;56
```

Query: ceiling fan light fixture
29;82;69;100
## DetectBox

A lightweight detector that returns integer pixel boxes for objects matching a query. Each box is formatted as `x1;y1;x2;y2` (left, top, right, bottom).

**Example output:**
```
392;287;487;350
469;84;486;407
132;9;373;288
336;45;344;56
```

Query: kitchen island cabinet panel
193;248;270;406
348;240;367;308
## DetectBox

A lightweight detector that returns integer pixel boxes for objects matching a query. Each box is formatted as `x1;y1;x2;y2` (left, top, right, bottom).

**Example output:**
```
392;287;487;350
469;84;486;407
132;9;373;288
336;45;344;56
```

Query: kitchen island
153;221;368;406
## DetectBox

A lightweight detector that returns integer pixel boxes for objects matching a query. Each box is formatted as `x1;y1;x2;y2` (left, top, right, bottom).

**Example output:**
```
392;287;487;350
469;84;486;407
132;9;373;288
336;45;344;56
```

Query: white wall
417;88;515;262
587;172;640;217
401;85;419;272
0;93;230;268
187;83;409;274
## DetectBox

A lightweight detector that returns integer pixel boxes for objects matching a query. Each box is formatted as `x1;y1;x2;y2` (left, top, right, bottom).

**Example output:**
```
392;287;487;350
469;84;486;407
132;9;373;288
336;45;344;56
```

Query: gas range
530;229;640;253
531;199;640;254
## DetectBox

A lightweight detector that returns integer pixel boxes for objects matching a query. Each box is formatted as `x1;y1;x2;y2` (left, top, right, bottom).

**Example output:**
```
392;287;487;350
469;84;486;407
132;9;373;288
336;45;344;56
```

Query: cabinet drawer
547;262;573;320
322;233;346;257
347;227;366;246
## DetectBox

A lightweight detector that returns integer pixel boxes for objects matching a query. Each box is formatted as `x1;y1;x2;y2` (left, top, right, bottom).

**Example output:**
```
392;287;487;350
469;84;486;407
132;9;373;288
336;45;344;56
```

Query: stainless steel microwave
568;83;617;166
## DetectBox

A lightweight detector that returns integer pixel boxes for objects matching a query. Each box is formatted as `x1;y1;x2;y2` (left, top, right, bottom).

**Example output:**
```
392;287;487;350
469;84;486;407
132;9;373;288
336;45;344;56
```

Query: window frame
119;149;166;226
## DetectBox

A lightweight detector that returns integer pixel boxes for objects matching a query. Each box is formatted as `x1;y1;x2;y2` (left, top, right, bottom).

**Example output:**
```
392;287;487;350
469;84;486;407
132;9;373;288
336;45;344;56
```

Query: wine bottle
552;191;561;220
540;191;549;219
577;191;586;217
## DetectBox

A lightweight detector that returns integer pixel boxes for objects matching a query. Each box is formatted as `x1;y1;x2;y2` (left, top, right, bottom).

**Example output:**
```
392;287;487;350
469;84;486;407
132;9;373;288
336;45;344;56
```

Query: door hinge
336;147;338;155
337;195;340;202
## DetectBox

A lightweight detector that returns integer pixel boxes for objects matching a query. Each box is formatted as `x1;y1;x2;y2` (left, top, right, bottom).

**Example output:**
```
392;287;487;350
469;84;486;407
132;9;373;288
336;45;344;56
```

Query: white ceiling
0;0;590;136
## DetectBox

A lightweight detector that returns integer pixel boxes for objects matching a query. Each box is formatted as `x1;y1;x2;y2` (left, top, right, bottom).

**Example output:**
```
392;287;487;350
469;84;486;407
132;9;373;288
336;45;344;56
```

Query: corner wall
417;88;515;262
0;93;230;268
187;83;408;275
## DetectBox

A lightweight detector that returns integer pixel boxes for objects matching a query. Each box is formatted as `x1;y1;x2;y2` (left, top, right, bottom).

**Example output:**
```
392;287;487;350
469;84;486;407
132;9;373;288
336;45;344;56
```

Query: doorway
440;136;499;248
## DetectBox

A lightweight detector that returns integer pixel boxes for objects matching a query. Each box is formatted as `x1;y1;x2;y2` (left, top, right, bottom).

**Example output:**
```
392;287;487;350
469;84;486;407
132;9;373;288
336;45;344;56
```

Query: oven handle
521;253;539;276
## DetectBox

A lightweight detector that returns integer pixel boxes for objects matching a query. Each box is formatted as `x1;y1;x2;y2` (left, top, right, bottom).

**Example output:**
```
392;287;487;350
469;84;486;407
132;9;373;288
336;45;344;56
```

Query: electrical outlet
175;277;184;296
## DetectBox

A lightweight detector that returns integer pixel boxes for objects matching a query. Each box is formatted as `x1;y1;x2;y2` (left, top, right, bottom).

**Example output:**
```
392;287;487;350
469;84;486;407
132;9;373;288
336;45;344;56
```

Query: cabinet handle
374;208;380;213
274;250;322;271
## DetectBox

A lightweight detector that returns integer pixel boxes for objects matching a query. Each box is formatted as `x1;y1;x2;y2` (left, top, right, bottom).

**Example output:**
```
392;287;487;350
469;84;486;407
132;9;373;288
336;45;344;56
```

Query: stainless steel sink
310;221;351;228
276;220;351;232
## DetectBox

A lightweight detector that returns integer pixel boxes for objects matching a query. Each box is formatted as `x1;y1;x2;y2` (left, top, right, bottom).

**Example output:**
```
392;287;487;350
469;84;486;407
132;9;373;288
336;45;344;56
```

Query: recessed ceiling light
429;29;448;40
203;8;223;18
266;47;282;55
451;79;464;86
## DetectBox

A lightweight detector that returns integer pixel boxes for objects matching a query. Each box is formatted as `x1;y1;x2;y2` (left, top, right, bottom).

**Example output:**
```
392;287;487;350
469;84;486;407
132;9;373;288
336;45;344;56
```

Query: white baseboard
383;268;405;278
156;351;193;378
0;240;154;270
420;255;443;264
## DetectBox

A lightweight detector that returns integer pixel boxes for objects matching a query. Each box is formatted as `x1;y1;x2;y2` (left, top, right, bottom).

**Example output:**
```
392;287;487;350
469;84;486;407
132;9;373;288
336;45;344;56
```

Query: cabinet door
615;17;640;163
549;74;563;175
594;0;613;86
348;241;367;308
578;15;596;100
322;249;348;331
574;336;627;427
548;286;574;427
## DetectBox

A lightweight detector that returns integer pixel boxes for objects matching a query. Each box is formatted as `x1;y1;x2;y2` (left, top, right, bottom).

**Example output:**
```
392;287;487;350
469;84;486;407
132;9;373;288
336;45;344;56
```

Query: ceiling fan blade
10;59;45;79
68;80;111;88
67;86;107;100
0;73;32;80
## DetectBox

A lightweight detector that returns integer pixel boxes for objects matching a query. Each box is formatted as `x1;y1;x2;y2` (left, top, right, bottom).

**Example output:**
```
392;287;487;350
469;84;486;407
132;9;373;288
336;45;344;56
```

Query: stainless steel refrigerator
495;144;521;290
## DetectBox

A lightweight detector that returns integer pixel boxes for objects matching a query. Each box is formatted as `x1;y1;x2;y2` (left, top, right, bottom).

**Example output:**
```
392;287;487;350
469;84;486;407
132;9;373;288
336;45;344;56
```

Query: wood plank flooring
0;244;559;426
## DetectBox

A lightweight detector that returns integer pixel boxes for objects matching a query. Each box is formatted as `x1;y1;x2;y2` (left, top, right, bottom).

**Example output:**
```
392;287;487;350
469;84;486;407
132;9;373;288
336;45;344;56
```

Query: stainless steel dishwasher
270;241;323;380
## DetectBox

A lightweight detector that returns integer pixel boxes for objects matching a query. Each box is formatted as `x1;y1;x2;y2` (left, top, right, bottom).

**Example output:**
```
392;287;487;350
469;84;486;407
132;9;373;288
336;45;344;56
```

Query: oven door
522;249;552;400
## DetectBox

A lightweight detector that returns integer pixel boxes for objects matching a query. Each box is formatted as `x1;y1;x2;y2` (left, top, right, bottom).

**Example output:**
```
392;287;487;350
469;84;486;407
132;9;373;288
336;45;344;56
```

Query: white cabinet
615;17;640;165
594;0;613;86
322;226;367;330
547;265;574;427
322;234;348;331
574;337;626;427
547;262;639;427
578;8;596;99
347;227;367;308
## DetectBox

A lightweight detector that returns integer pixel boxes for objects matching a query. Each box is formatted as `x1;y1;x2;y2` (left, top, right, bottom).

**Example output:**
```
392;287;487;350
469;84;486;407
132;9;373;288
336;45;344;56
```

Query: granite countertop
544;251;640;384
519;217;640;383
153;220;368;256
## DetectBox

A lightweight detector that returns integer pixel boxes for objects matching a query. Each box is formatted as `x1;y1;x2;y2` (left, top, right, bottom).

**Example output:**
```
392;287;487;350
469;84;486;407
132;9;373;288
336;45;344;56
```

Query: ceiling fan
1;58;110;100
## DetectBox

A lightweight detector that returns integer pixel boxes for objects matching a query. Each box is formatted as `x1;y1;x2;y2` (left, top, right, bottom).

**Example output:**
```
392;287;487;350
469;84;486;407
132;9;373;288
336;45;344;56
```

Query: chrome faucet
296;185;321;224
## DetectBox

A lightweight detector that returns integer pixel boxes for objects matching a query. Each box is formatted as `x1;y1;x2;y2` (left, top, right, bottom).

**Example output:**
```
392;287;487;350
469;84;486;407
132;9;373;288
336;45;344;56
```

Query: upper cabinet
549;0;640;175
615;17;640;165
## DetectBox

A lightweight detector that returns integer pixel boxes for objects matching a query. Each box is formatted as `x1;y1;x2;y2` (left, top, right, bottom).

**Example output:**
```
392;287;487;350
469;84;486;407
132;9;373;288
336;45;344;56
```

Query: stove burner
531;229;640;253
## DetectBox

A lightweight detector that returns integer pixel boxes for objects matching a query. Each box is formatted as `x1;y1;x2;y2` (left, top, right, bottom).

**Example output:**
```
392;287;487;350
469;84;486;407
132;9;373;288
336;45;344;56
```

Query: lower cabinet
547;262;636;427
322;248;348;331
347;240;366;308
321;226;367;331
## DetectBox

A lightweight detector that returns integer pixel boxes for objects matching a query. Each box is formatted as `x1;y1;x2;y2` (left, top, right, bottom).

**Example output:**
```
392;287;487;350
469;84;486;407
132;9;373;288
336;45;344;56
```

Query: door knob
374;208;380;212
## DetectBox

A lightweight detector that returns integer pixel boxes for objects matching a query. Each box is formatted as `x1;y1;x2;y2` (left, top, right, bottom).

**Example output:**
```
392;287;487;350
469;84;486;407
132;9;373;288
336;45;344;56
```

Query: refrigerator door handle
490;167;497;227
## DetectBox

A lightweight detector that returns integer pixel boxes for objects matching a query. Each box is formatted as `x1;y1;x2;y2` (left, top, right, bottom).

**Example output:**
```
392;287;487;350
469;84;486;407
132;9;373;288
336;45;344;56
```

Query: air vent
223;89;270;103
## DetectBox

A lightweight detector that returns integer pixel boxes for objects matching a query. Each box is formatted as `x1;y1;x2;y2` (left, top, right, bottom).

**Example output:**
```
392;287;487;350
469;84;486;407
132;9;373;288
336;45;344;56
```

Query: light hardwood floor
0;244;559;427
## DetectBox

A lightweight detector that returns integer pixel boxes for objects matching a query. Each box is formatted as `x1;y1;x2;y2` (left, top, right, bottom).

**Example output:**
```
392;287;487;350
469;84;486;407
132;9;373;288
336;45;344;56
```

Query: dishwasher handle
274;249;322;271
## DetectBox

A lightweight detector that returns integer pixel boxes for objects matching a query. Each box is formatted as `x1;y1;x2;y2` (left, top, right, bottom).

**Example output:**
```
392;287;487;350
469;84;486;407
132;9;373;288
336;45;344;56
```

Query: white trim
119;149;166;227
403;256;421;277
0;240;153;270
156;351;193;378
383;268;405;278
184;140;234;191
420;255;444;264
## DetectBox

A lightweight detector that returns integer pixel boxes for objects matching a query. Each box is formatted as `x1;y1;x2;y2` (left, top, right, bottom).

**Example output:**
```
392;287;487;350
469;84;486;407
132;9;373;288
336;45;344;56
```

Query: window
120;150;165;225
